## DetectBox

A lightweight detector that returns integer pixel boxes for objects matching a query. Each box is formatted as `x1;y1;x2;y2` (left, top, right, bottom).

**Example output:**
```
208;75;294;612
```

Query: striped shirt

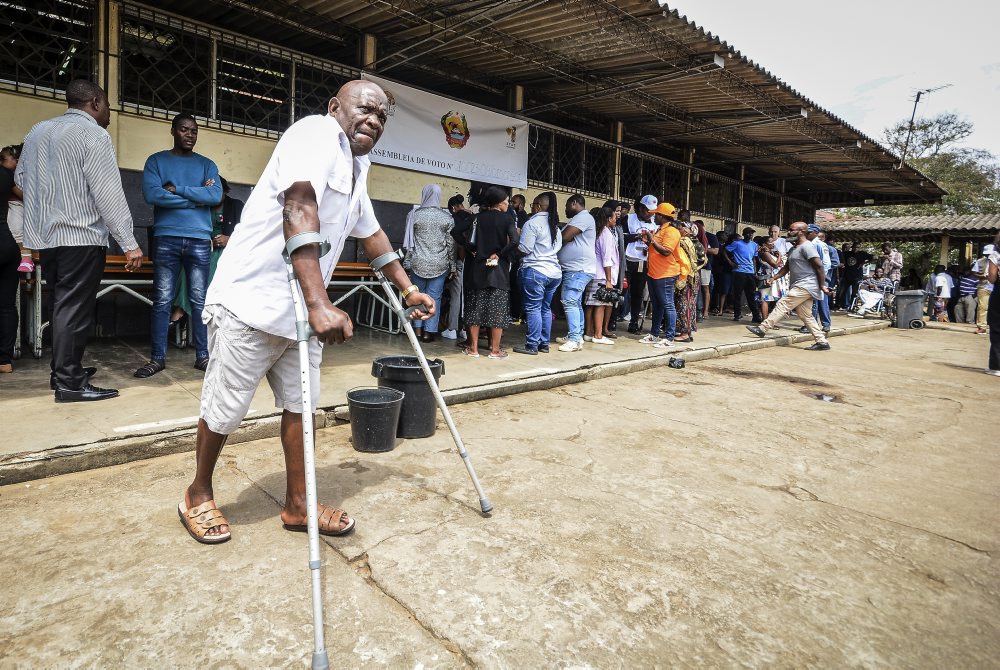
14;109;138;251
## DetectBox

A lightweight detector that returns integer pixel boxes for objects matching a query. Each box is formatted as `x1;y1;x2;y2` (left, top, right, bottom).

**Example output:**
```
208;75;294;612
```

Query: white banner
364;74;528;188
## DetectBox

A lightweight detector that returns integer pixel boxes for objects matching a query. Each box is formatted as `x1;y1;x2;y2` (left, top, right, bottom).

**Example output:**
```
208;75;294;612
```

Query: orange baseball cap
652;202;677;217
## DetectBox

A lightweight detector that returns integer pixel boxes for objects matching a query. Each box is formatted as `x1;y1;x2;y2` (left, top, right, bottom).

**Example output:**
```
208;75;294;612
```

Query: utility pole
897;84;952;168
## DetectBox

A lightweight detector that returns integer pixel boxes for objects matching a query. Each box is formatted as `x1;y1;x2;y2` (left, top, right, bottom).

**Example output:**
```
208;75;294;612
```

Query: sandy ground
1;326;997;668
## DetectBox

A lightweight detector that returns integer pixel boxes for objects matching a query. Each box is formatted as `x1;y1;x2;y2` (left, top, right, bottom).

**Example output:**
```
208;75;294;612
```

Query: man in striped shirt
15;79;143;402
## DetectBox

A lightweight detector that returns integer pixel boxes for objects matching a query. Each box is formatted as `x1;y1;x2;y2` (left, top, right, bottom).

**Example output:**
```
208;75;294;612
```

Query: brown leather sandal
283;504;355;536
178;499;231;544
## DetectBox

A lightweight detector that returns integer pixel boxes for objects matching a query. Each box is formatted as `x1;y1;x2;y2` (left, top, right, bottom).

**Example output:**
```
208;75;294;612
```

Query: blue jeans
520;266;561;349
411;270;448;332
560;270;593;342
152;236;211;360
812;273;833;328
647;275;677;339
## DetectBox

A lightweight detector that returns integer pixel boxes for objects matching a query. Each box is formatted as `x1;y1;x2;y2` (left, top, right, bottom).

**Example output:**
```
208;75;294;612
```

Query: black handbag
595;284;623;306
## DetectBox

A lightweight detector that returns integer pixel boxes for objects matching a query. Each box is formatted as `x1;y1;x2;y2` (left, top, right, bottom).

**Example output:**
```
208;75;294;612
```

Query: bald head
328;80;389;156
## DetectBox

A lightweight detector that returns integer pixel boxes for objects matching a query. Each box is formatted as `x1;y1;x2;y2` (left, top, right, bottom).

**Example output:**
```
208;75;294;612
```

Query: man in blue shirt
135;114;222;377
726;226;761;323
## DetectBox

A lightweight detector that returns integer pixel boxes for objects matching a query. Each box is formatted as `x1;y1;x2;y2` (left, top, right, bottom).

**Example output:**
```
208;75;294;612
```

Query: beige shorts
200;305;322;435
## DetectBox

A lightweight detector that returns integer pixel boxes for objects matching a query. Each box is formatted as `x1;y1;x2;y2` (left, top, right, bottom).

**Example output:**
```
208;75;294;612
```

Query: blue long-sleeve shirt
142;150;222;239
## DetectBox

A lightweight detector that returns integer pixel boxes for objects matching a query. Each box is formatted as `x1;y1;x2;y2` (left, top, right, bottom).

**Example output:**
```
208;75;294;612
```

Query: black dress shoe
193;357;210;371
54;383;119;403
50;366;97;391
806;342;831;351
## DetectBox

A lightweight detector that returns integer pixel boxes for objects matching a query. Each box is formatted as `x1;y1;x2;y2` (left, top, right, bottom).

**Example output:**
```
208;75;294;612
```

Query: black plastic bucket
346;386;405;453
371;356;445;438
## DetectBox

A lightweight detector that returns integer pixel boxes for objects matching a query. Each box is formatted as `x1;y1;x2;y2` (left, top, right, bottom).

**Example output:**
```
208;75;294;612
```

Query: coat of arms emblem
441;111;471;149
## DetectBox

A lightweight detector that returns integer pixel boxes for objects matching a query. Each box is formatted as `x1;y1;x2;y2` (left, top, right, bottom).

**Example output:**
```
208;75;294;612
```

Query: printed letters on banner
364;74;528;188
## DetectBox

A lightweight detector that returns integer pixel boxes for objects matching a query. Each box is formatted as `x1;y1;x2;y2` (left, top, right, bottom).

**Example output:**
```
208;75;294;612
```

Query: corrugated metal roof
825;214;1000;239
164;0;946;207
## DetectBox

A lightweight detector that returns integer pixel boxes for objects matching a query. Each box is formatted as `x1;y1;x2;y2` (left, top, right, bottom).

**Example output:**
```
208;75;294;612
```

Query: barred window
215;43;290;133
0;0;96;97
641;162;664;202
663;164;687;209
583;145;611;196
619;153;642;202
553;133;583;191
119;16;212;119
294;63;346;119
527;126;552;183
118;4;353;137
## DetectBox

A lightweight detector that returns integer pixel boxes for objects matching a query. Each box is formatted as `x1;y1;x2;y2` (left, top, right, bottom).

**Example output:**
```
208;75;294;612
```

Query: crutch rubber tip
480;498;494;514
312;650;330;670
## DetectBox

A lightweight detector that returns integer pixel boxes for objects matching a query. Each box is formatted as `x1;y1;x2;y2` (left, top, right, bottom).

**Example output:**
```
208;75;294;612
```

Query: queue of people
2;78;999;397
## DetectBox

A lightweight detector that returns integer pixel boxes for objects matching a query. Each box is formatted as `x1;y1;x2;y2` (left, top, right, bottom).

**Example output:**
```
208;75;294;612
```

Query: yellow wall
2;92;66;144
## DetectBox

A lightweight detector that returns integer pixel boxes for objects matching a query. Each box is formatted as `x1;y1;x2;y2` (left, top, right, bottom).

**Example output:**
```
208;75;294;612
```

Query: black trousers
40;246;105;390
731;271;761;322
626;260;646;325
989;289;1000;371
0;233;19;366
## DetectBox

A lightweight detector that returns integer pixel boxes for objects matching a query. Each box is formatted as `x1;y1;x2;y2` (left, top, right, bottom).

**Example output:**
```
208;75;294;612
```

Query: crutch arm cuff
282;231;331;261
369;250;403;273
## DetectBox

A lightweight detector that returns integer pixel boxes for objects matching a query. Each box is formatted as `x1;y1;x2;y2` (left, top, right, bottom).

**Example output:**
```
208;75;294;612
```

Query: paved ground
1;326;997;667
0;312;875;456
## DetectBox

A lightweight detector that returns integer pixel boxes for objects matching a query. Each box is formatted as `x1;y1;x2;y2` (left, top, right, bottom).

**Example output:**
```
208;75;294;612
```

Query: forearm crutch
368;250;494;515
282;231;332;670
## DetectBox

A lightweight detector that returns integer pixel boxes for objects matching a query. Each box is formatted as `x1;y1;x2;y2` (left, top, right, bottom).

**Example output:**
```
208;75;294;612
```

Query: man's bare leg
184;418;230;538
278;410;351;531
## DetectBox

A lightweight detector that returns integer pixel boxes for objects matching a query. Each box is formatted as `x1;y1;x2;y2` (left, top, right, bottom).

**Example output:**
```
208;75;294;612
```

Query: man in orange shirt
638;202;689;347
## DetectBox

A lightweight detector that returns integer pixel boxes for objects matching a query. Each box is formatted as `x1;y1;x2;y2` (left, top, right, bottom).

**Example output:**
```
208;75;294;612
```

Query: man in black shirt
838;242;871;310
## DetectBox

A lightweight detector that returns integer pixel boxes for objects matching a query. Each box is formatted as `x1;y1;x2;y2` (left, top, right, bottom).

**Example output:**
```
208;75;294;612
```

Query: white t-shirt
624;212;657;262
934;272;954;299
771;237;792;256
206;114;381;339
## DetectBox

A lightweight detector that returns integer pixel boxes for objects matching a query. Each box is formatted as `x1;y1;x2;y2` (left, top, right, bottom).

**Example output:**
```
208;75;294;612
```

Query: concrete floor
0;313;878;457
1;326;997;667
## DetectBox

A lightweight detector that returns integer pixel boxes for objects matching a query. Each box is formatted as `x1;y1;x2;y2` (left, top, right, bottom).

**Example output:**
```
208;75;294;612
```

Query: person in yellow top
638;202;689;346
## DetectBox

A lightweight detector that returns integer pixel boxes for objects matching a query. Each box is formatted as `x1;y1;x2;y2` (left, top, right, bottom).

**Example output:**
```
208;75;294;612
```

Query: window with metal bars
583;145;611;196
119;14;213;119
294;63;346;119
527;126;552;183
0;0;96;97
118;4;353;137
553;133;584;191
641;162;664;203
619;153;642;202
215;43;290;133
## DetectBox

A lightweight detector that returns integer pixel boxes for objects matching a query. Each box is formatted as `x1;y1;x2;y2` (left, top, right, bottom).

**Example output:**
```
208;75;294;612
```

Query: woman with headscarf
673;221;704;343
402;184;455;342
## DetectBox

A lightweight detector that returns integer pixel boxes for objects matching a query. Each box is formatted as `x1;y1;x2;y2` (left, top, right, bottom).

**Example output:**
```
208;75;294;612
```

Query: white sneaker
440;329;458;340
638;334;658;344
653;338;675;348
985;369;1000;377
583;335;594;342
591;336;615;345
558;340;582;352
556;336;569;344
622;313;631;321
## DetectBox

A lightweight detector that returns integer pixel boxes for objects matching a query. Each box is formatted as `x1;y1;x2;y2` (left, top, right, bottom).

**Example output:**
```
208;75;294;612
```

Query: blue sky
666;0;1000;155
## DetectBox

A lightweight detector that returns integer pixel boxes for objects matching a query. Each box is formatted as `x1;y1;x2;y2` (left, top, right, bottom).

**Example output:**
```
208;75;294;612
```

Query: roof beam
521;53;724;115
624;110;807;145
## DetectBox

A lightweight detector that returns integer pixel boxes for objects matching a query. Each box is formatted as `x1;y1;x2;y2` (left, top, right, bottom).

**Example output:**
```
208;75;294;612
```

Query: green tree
843;113;999;282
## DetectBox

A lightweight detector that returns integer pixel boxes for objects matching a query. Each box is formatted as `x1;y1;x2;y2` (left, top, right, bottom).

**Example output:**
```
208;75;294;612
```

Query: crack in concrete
227;458;474;666
767;484;993;557
351;546;475;668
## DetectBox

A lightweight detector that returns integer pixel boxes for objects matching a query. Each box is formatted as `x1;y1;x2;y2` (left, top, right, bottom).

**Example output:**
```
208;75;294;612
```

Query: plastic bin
346;387;405;453
893;290;927;329
371;356;444;438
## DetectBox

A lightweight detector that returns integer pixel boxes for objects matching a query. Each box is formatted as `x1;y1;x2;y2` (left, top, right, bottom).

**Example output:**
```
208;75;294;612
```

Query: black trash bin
346;387;405;453
371;356;444;438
